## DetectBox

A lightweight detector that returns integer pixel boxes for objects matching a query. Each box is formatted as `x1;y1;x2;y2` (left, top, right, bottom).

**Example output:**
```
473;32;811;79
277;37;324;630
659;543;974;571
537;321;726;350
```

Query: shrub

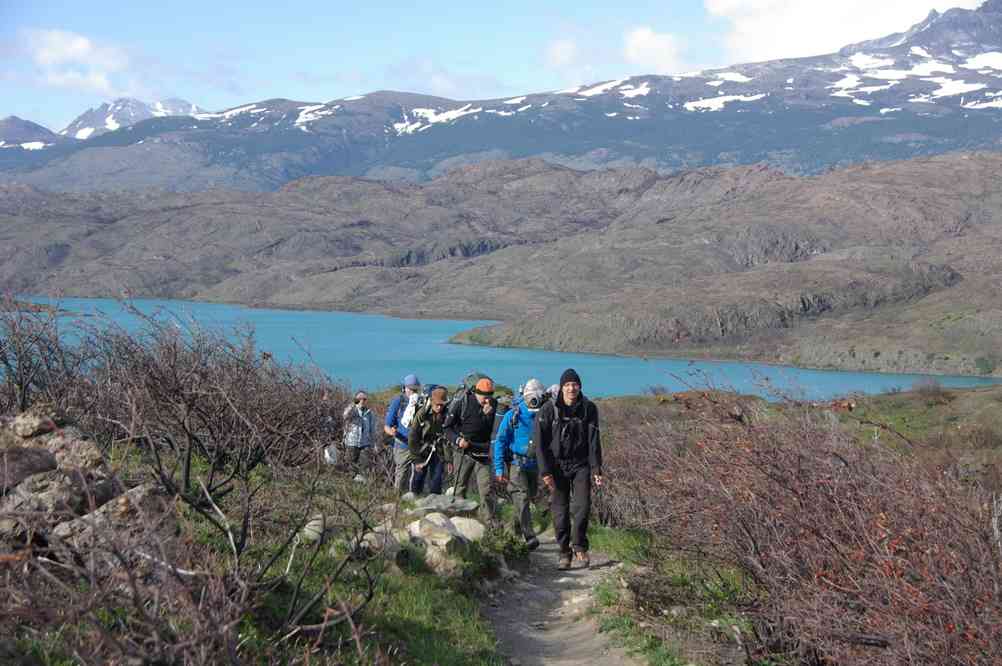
0;297;387;664
600;400;1002;665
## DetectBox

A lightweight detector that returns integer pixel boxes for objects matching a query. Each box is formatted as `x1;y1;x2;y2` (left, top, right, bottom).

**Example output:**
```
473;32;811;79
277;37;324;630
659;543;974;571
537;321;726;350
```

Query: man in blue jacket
384;373;421;495
493;378;547;551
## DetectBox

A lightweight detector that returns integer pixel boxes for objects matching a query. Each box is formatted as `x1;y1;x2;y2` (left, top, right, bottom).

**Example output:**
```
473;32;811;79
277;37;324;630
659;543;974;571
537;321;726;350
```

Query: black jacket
444;392;497;459
533;393;601;478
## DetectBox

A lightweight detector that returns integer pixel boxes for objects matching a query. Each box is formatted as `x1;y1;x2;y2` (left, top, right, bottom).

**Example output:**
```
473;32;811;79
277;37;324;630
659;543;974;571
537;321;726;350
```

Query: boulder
52;483;174;545
33;425;105;470
0;447;57;493
424;543;463;577
411;513;469;557
400;491;418;502
407;494;478;518
12;403;66;438
449;516;486;542
0;468;120;537
361;526;402;558
298;514;332;544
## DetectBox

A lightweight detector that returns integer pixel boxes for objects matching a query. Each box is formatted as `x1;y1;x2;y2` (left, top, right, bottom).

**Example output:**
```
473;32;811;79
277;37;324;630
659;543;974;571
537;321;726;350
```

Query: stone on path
406;493;478;518
0;447;57;493
450;516;486;542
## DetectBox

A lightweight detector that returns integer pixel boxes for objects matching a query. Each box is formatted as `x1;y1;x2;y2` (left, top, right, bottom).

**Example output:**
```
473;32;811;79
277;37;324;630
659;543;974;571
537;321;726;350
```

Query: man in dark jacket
533;368;602;570
445;376;498;522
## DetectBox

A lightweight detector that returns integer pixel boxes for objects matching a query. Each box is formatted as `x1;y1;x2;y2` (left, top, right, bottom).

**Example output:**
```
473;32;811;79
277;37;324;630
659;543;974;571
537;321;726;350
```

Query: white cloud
704;0;983;63
623;26;684;74
545;38;578;68
22;29;128;95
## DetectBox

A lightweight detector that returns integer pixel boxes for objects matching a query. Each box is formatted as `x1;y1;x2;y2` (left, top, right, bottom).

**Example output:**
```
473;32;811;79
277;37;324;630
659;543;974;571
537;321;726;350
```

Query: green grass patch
588;524;653;564
591;579;687;666
363;569;504;666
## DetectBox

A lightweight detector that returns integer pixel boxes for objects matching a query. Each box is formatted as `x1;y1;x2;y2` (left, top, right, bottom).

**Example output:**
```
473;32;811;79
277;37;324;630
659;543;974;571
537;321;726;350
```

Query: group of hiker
335;369;602;570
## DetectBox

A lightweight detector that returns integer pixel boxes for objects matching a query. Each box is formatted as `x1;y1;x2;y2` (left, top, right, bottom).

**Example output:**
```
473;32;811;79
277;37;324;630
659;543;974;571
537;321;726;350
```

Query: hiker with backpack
385;373;422;495
407;386;451;495
342;390;377;481
533;368;603;570
445;375;499;522
493;378;548;551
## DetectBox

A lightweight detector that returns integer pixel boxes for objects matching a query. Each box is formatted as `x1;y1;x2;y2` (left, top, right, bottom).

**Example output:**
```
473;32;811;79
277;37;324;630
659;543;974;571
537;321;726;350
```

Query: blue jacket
385;394;410;449
493;399;539;476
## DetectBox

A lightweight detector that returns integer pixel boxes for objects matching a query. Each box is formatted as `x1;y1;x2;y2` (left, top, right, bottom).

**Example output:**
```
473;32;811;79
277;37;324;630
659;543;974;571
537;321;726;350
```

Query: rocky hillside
4;2;1002;190
4;152;1002;376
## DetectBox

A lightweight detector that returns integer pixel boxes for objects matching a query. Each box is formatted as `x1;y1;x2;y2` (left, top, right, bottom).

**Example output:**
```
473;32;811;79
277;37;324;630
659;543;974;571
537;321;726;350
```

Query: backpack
530;399;583;460
398;383;441;429
445;372;489;425
400;392;424;429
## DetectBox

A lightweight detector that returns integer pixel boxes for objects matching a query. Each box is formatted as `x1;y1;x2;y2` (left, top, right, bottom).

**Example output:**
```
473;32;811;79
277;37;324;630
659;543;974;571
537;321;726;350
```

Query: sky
0;0;985;131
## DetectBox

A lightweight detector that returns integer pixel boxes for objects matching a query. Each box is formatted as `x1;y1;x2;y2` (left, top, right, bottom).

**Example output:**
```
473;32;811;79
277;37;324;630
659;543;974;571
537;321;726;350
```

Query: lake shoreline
25;294;1002;392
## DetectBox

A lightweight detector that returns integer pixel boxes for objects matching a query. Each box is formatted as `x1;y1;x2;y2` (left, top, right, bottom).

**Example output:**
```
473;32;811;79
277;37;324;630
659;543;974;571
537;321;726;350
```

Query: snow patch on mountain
715;71;753;83
922;77;986;97
880;107;902;114
75;127;95;140
961;52;1002;70
20;142;47;150
684;93;767;112
865;60;955;80
619;82;651;98
964;97;1002;109
503;96;526;105
849;53;895;70
578;79;626;97
104;115;120;131
393;104;483;135
295;104;335;125
910;46;932;58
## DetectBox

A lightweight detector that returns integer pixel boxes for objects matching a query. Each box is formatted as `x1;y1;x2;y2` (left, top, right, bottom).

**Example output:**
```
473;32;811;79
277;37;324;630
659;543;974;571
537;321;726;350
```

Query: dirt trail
484;531;642;666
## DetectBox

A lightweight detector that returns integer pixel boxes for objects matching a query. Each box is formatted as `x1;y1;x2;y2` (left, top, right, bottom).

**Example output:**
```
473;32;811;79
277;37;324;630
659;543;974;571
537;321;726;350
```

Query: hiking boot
557;553;572;570
526;536;540;552
575;551;590;569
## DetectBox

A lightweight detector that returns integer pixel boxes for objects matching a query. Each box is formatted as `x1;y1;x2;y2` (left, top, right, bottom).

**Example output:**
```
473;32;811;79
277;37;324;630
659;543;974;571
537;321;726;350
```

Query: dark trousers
551;465;591;554
410;451;444;496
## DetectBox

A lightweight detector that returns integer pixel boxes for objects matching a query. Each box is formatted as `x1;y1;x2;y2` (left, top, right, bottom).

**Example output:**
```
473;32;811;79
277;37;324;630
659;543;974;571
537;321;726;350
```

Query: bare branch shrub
1;298;388;663
600;396;1002;665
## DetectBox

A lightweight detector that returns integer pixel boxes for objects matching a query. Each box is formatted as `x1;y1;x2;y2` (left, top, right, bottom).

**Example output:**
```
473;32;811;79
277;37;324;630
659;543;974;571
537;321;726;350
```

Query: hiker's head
474;377;495;405
402;373;421;395
523;378;546;411
430;386;448;411
559;369;582;404
354;391;368;405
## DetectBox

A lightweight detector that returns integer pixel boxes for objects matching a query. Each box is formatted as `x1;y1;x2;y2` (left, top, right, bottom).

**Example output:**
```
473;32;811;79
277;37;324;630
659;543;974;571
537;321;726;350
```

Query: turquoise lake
28;297;1001;399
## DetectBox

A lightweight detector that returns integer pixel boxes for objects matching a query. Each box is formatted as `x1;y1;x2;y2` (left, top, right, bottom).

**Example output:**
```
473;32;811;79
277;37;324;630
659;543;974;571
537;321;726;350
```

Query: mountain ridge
4;2;1002;191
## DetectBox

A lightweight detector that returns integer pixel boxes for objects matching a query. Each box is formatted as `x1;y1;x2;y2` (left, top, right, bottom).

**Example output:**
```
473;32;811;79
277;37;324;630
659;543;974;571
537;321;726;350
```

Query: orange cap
474;378;495;396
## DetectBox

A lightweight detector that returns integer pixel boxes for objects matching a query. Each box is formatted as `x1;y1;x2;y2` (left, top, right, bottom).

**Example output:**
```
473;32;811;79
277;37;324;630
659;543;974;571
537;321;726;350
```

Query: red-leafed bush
600;397;1002;665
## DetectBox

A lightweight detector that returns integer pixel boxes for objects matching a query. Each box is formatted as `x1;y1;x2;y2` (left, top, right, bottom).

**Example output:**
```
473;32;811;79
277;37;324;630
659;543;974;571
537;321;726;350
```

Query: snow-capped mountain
0;116;65;151
4;1;1002;190
60;97;205;140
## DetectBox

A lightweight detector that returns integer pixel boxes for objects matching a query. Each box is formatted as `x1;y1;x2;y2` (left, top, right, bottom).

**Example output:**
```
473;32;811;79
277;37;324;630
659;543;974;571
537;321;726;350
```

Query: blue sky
0;0;983;131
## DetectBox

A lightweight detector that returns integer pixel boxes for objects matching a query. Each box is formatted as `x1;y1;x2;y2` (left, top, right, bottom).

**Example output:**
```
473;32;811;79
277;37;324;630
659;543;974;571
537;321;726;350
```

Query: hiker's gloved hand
542;475;555;491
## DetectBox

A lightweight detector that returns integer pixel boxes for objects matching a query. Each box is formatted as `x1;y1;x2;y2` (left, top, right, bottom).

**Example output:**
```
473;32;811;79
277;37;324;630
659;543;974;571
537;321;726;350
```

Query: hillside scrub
596;395;1002;665
0;297;396;664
